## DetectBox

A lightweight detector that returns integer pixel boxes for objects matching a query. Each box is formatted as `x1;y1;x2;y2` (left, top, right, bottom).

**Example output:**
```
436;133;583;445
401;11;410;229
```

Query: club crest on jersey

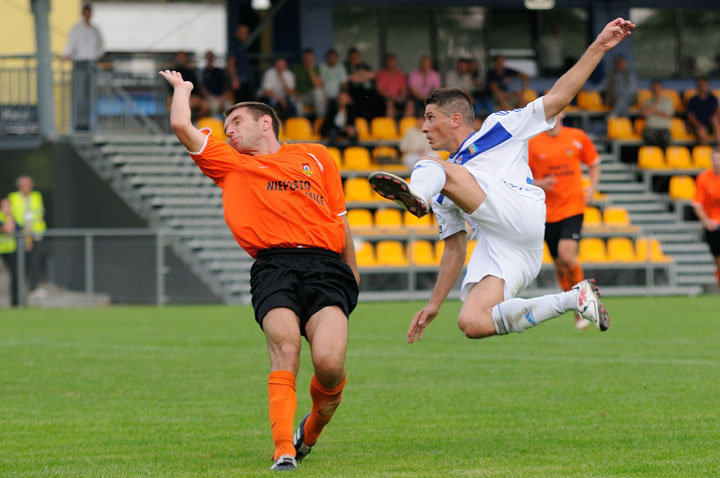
301;163;312;176
468;143;478;156
566;149;574;157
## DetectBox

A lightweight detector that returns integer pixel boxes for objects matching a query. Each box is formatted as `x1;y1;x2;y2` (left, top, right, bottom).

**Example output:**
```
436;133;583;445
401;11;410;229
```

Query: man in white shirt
319;49;348;106
259;57;297;118
64;3;104;131
369;18;635;342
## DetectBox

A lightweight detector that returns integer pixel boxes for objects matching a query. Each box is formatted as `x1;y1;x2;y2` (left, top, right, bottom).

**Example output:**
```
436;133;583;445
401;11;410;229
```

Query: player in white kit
369;18;634;342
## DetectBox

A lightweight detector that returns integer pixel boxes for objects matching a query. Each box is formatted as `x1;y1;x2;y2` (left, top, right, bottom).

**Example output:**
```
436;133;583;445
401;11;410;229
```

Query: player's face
224;108;264;152
422;104;453;151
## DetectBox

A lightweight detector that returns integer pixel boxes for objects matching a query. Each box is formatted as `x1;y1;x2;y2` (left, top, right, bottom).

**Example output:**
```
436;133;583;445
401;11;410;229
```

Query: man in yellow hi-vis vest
8;175;47;291
0;197;18;306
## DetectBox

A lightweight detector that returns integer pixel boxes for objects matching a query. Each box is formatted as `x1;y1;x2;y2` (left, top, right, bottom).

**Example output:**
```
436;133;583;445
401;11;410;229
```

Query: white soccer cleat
572;279;610;331
270;454;297;471
368;172;429;218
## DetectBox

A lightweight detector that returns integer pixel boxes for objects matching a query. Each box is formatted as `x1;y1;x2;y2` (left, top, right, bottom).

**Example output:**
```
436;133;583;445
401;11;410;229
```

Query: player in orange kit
692;149;720;287
160;69;359;472
528;111;600;330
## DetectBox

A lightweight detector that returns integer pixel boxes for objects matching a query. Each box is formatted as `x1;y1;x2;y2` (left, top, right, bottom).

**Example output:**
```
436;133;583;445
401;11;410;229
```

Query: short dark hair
424;87;475;126
224;102;281;139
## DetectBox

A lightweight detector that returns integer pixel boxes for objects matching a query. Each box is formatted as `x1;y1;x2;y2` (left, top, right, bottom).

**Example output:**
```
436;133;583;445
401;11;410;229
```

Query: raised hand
595;18;635;52
159;70;194;91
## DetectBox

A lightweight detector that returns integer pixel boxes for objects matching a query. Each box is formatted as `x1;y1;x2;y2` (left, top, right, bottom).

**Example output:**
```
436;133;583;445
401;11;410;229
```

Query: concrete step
653;233;702;244
663;243;711;254
643;222;703;235
675;274;718;286
675;264;717;275
600;172;637;182
629;212;678;224
607;192;665;203
621;202;668;213
599;183;648;193
672;253;715;265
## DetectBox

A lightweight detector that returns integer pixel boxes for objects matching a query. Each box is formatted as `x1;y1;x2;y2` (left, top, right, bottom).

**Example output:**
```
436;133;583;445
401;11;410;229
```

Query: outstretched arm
159;70;206;152
543;18;635;119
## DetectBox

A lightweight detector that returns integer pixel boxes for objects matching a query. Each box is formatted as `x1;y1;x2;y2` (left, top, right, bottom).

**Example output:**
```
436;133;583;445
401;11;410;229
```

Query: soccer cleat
574;314;591;331
573;279;610;331
293;413;313;462
368;172;429;218
270;454;297;471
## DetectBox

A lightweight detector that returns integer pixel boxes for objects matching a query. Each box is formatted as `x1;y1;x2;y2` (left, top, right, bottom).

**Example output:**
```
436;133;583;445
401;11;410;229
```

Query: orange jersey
528;126;599;223
693;169;720;223
190;130;347;258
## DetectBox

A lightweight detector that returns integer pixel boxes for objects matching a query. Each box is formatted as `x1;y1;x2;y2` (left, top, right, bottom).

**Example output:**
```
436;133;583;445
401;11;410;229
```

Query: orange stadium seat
578;238;608;262
638;146;666;169
371;117;399;140
576;90;610;112
635;237;671;263
607;237;637;262
409;240;437;266
343;177;375;202
692;145;713;169
375;240;408;266
399;116;418;137
196;117;227;140
372;146;401;168
522;89;538;104
437;150;451;160
603;206;630;226
355;241;376;267
665;146;693;169
326;146;343;169
670;118;695;142
284;117;320;140
403;210;434;229
607;117;641;140
374;208;403;229
343;146;373;170
583;206;602;226
668;175;696;200
355;117;372;141
346;208;374;229
314;117;323;136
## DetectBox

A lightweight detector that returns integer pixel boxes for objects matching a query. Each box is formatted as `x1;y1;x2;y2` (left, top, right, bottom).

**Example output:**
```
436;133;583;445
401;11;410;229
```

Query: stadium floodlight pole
31;0;56;141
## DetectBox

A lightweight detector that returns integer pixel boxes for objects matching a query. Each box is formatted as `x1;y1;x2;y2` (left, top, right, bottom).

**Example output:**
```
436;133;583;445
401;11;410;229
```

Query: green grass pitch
2;296;720;477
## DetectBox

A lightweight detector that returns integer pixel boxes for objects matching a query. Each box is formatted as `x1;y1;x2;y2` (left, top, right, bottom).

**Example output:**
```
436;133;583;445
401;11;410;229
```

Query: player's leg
714;256;720;287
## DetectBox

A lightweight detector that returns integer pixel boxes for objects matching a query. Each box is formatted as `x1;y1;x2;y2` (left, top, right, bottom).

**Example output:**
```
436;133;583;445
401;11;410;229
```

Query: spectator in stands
292;48;326;119
408;56;442;117
468;58;493;118
320;91;358;145
200;51;231;117
687;77;720;145
399;116;439;168
227;24;254;103
344;48;382;119
710;54;720;79
641;79;674;149
259;57;297;119
692;149;720;287
486;55;528;111
9;176;47;293
64;2;104;131
170;51;210;120
319;49;347;107
0;198;18;307
445;58;473;95
375;54;411;119
603;55;637;117
538;22;565;77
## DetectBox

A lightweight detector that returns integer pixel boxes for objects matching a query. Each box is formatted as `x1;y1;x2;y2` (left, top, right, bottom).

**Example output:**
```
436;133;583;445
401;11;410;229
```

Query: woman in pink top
408;56;442;116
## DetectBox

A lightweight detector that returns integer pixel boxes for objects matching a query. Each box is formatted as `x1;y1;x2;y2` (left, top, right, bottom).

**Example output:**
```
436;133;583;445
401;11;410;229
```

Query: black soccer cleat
293;413;313;462
368;171;429;218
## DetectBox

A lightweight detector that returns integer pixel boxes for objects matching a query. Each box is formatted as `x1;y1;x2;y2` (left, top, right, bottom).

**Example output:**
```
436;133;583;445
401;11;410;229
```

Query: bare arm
340;217;360;285
159;70;206;152
585;161;601;204
407;231;467;343
692;203;719;231
543;18;635;120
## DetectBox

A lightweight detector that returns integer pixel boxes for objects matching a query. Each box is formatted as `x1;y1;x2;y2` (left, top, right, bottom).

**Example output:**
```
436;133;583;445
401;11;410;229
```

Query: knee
312;352;345;384
457;310;493;339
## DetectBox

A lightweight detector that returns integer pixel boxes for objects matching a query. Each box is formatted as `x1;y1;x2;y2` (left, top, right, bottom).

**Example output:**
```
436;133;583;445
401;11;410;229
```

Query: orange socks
716;270;720;287
268;371;297;460
302;374;346;447
569;263;584;288
555;269;572;292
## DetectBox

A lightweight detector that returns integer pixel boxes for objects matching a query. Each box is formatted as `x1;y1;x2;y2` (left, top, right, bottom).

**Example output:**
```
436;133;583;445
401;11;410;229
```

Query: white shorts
459;170;546;301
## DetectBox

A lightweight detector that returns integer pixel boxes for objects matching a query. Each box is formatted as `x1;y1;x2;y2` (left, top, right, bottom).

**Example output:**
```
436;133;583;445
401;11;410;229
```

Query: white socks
410;159;447;203
491;290;578;334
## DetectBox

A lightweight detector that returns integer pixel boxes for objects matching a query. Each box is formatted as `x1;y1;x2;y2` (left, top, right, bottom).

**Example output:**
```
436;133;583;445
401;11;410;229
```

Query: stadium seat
635;237;671;263
662;89;684;113
399;116;418;137
576;90;610;112
465;240;476;266
634;89;651;109
633;118;645;136
314;117;323;136
371;117;399;140
196;117;227;140
638;146;666;169
375;240;408;266
692;145;713;169
284;117;320;141
435;240;444;261
437;151;451;160
355;117;372;141
372;146;401;169
670;118;695;142
343;146;373;170
607;117;641;140
607;237;636;262
355;241;376;267
665;146;693;169
603;206;630;226
409;240;437;266
583;206;602;226
522;89;538;104
668;175;696;200
346;208;374;228
326;146;343;169
343;177;375;202
374;208;403;229
403;210;434;229
542;242;553;264
578;238;608;262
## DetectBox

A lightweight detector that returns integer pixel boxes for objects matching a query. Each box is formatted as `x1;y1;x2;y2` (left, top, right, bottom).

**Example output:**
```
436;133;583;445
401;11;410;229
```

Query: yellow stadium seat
403;210;433;229
635;89;651;109
327;146;342;169
576;90;610;112
343;146;373;170
465;240;476;266
284;117;320;140
607;117;641;140
635;237;671;263
662;89;683;112
435;240;444;261
314;117;323;136
603;206;630;226
343;177;375;202
683;88;698;106
665;146;693;169
670;118;695;142
633;118;645;136
355;117;372;141
692;145;713;169
372;146;401;167
375;240;408;266
522;88;538;104
638;146;666;170
578;238;608;262
374;208;403;229
346;209;374;228
399;116;418;137
196;117;227;140
607;237;636;262
437;151;451;160
371;117;399;141
542;242;553;264
668;175;696;200
355;241;376;267
583;206;602;226
409;240;437;266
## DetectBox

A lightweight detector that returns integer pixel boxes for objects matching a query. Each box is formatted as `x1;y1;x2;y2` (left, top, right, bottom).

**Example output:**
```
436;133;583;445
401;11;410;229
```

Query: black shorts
544;213;584;259
705;228;720;257
250;248;359;337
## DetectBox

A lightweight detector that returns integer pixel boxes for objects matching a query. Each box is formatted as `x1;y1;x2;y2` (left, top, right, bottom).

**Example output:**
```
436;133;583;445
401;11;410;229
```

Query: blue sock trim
496;304;509;334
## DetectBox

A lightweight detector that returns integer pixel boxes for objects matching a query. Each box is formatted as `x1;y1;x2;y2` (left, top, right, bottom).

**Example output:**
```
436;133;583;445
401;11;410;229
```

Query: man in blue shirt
687;77;720;145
